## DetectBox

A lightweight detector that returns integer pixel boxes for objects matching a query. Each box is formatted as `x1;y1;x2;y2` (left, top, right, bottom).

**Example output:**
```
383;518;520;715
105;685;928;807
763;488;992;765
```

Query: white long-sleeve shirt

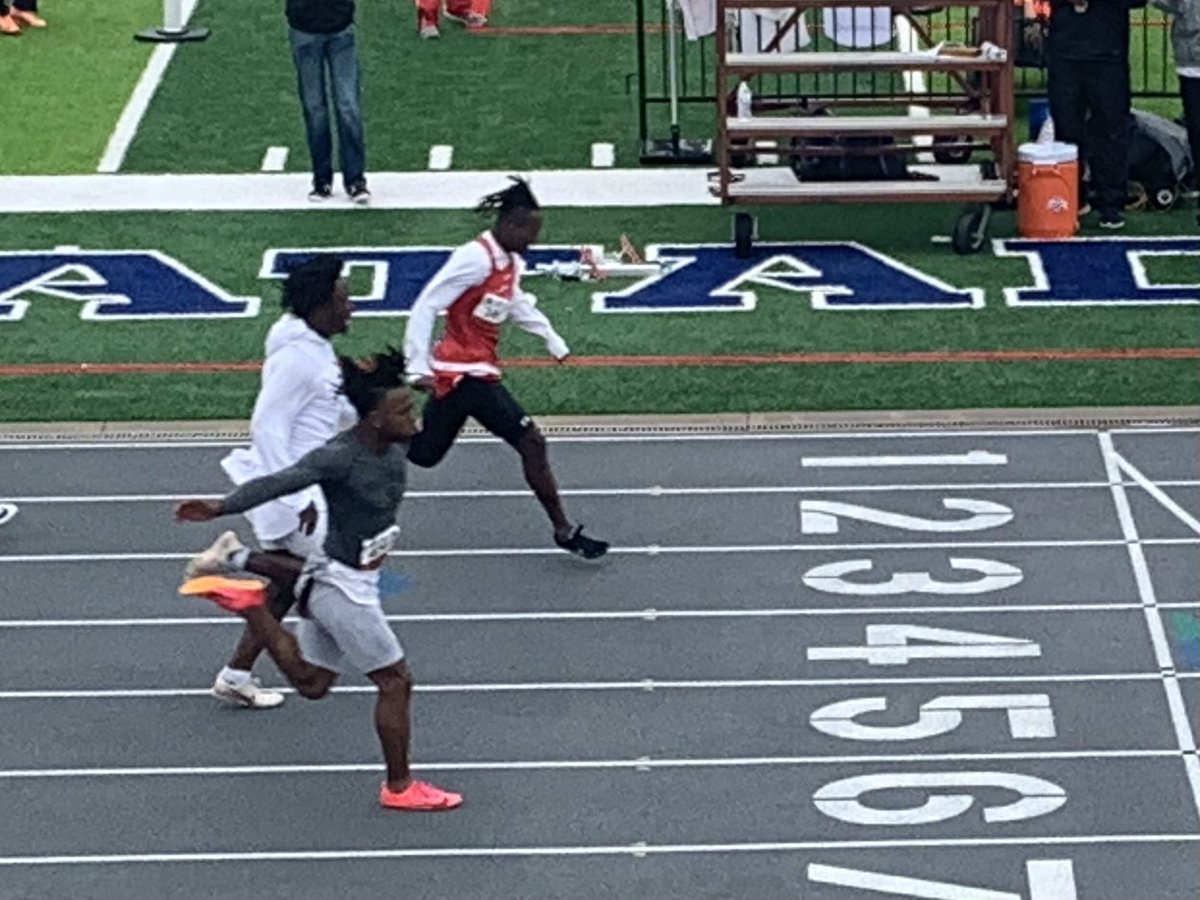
221;314;355;541
404;232;569;382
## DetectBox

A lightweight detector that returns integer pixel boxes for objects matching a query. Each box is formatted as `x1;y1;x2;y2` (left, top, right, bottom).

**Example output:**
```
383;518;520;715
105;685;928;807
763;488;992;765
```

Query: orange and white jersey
404;231;569;386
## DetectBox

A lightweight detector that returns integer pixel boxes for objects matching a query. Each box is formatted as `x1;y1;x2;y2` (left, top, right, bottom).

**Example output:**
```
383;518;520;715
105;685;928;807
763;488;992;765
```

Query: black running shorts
407;376;533;468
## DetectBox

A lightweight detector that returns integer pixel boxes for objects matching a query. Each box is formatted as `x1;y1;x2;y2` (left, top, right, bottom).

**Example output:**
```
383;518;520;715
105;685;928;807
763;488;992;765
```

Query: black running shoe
348;181;372;205
555;525;609;560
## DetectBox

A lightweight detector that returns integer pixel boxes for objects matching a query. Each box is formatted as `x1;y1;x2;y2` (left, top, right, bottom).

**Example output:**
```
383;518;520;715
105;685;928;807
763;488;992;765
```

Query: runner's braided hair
475;176;540;220
282;255;344;318
338;346;408;419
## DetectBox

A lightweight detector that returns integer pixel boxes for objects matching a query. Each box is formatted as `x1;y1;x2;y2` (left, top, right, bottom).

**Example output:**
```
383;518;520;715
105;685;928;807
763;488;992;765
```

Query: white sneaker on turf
419;23;439;38
184;530;245;580
212;675;286;709
0;504;16;527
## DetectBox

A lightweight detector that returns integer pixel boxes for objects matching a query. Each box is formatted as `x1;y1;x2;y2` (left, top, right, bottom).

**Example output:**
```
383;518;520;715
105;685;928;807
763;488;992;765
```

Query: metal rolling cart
711;0;1017;255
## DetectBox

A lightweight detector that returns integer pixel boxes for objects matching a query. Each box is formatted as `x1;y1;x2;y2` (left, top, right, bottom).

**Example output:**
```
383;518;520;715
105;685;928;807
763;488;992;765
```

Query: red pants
417;0;492;27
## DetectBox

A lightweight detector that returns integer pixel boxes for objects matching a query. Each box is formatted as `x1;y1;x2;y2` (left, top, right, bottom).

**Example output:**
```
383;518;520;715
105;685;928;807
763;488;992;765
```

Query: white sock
230;548;251;569
219;667;252;685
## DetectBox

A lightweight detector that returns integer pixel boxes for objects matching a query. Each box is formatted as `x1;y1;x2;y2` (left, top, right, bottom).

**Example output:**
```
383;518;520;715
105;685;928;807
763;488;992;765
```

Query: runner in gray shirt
175;348;462;812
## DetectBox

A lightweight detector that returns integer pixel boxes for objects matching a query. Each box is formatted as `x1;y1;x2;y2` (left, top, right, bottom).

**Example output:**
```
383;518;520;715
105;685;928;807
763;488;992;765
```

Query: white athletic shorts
295;570;404;676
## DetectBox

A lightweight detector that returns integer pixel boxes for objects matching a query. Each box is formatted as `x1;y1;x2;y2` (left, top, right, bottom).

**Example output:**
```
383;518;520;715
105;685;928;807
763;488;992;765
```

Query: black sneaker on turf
1099;211;1125;230
555;525;609;560
308;184;333;202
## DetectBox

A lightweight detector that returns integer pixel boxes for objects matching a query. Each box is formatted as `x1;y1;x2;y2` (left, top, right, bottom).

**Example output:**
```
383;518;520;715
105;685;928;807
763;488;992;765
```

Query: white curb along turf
0;169;717;213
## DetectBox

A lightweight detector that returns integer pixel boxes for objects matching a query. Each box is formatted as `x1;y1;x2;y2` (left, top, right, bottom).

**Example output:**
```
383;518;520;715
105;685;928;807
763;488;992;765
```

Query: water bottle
736;81;753;119
1037;115;1055;143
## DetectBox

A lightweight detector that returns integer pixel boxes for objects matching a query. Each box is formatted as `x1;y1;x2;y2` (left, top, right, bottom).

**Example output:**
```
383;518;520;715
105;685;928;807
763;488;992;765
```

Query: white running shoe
419;23;439;38
211;675;286;709
0;504;16;527
184;530;246;580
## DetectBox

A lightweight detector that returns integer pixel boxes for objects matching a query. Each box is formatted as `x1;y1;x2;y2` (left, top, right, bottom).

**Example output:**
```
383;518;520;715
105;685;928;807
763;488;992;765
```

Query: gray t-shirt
220;431;407;569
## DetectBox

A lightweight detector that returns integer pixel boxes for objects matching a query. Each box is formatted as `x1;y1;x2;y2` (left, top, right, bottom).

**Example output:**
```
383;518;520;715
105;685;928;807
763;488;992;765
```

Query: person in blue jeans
287;0;369;204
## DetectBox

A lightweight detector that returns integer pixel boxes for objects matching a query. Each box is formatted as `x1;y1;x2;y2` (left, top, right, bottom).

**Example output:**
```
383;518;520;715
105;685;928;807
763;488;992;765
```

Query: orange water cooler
1017;141;1079;238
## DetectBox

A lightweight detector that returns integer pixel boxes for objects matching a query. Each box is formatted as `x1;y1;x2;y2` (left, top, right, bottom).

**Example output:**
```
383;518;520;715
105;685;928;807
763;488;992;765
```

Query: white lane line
96;0;200;173
1099;431;1200;821
427;145;454;171
590;142;615;168
1112;427;1200;435
5;538;1197;565
0;602;1150;630
0;673;1166;701
0;429;1100;451
0;749;1178;781
802;451;1008;468
260;146;289;172
0;834;1197;867
1111;450;1200;536
17;479;1199;504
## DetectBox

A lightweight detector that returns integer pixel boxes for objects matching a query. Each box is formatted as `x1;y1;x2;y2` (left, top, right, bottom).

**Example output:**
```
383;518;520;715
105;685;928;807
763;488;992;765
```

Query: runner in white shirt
185;256;356;709
403;178;608;559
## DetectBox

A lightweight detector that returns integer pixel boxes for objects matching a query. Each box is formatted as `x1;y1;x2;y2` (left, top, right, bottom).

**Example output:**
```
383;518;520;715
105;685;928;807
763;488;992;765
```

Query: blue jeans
289;25;366;190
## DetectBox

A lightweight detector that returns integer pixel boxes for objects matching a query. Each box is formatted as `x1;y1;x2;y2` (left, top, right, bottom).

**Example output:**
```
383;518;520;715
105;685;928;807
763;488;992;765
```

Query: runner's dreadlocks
282;256;344;318
339;347;408;419
475;177;540;220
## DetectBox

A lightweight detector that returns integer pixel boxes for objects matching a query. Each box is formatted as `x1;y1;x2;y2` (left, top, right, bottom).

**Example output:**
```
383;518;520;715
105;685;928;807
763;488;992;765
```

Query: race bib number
473;293;510;325
360;524;400;569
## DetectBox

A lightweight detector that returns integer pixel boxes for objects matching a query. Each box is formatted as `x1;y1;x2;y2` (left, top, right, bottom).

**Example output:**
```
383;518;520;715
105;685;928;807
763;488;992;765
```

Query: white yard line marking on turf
96;0;200;173
260;146;289;172
0;603;1151;630
0;673;1167;701
1111;450;1200;536
590;143;615;168
0;835;1197;867
1099;431;1200;820
10;480;1199;504
0;749;1178;781
428;145;454;171
0;430;1100;451
3;538;1198;565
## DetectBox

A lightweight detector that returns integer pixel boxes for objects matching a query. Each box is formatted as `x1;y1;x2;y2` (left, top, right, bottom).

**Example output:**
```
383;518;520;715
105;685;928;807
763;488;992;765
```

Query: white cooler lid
1018;141;1078;164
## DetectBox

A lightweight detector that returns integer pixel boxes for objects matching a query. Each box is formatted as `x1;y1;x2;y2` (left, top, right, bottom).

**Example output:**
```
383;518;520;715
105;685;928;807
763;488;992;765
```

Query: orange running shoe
11;9;45;27
179;576;267;613
0;14;20;35
380;780;463;811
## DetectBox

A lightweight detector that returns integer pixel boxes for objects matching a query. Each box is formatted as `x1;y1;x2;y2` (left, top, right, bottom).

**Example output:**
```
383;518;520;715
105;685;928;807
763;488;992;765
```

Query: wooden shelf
722;0;998;8
715;169;1008;204
726;51;1006;74
726;114;1009;139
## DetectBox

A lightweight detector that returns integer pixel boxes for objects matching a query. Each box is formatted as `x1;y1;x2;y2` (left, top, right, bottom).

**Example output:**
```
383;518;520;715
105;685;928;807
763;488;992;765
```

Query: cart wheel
734;213;755;259
952;207;988;255
1151;186;1178;210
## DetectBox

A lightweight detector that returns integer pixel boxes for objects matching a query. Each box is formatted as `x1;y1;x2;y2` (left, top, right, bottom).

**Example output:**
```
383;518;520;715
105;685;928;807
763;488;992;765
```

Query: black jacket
286;0;354;34
1048;0;1146;61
